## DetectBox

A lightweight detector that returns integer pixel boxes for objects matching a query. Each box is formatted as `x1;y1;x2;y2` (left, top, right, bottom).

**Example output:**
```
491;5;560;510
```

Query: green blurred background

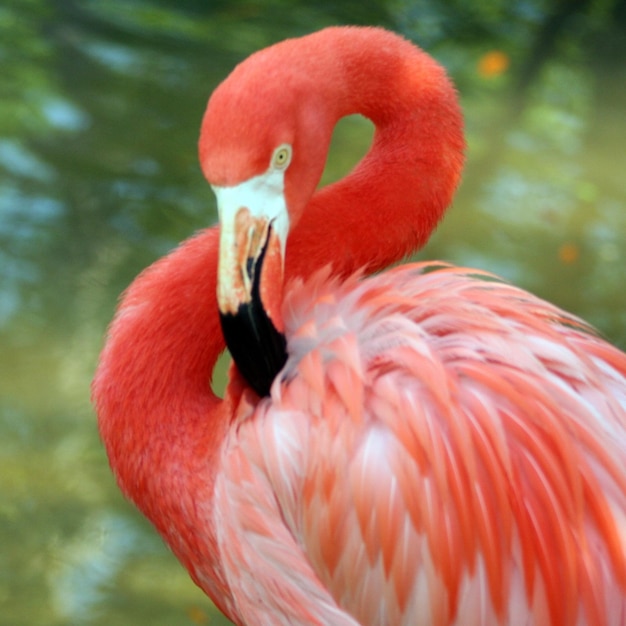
1;1;624;624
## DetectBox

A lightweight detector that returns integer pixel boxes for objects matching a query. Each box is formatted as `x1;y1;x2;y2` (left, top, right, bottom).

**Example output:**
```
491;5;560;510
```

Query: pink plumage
216;265;626;625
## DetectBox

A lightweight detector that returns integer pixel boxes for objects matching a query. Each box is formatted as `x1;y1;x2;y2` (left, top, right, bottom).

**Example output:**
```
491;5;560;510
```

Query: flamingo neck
92;228;229;570
285;28;465;281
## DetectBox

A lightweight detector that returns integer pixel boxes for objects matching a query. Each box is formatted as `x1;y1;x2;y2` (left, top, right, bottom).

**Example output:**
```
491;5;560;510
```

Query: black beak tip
220;306;287;397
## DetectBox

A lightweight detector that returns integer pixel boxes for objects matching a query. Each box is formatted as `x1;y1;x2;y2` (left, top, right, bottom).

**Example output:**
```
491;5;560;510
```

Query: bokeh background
1;1;624;624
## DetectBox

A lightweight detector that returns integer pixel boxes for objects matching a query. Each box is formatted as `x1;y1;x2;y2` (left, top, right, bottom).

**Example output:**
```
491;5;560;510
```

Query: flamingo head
198;40;336;396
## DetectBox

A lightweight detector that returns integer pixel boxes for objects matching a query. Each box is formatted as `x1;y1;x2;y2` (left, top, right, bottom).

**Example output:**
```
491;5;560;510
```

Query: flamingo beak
216;205;284;331
212;179;289;397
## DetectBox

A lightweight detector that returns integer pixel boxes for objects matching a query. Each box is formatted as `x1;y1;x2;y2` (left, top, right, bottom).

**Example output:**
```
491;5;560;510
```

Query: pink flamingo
93;26;626;626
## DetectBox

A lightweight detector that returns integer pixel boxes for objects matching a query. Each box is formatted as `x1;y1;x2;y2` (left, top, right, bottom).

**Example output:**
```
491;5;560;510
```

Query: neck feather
92;229;237;612
93;228;226;505
285;27;465;280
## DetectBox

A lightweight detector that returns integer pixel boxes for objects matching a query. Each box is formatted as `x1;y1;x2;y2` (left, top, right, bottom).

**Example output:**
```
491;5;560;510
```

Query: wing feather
218;264;626;625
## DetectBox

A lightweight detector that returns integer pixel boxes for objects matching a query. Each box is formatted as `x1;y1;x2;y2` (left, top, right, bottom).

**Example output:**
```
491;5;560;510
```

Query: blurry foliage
0;0;624;624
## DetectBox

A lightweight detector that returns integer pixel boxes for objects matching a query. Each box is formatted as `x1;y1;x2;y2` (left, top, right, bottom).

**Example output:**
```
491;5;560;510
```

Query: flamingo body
93;26;626;626
214;264;626;626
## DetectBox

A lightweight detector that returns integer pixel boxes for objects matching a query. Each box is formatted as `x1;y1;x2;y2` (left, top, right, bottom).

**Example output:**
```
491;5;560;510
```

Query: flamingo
93;26;626;626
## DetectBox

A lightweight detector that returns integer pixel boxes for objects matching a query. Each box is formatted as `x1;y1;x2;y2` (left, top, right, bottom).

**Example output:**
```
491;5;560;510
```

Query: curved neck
92;226;236;608
93;227;227;524
93;228;245;615
285;28;465;281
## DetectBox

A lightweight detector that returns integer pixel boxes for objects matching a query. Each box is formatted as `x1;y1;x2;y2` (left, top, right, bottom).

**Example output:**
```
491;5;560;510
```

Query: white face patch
212;154;293;316
212;163;290;258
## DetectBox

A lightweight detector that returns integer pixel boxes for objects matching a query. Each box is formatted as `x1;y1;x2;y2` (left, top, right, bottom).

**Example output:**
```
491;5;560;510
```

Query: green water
1;1;624;625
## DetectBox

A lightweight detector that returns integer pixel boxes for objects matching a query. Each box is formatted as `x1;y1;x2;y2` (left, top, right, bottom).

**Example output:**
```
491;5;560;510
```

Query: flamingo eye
272;145;292;170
